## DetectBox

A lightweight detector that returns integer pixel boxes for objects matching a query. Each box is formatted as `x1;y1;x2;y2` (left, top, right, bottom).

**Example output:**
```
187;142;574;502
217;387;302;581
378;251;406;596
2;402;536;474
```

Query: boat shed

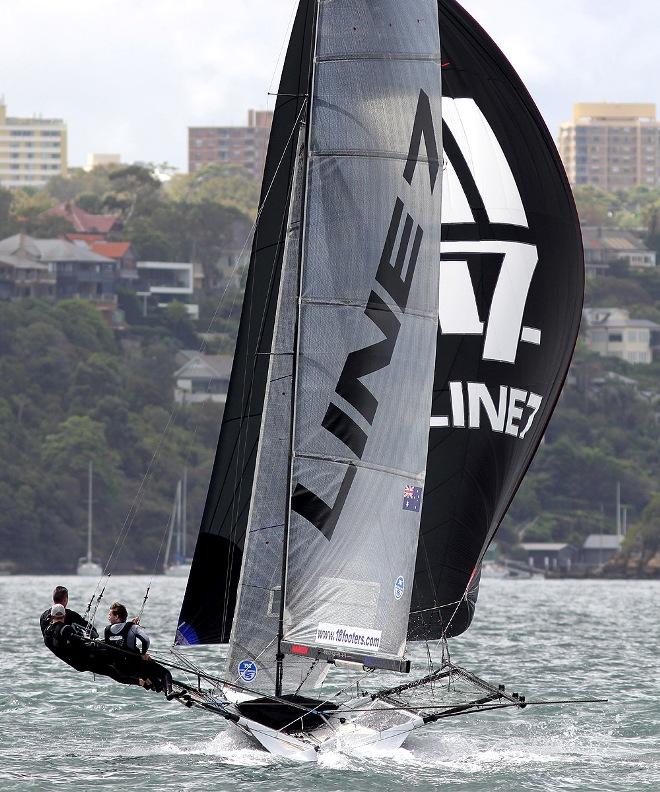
520;543;578;572
581;534;623;567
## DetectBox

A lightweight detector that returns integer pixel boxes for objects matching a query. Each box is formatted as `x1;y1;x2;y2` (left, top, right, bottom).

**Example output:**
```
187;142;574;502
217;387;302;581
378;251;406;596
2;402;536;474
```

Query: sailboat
162;0;584;759
77;460;103;577
164;470;192;577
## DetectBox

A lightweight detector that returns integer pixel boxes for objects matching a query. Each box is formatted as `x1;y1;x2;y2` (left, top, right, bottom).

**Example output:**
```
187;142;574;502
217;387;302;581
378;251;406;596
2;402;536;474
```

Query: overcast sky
2;1;658;171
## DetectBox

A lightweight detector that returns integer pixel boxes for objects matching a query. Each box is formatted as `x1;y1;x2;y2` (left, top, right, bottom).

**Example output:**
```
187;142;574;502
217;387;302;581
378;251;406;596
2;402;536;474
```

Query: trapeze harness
104;622;144;654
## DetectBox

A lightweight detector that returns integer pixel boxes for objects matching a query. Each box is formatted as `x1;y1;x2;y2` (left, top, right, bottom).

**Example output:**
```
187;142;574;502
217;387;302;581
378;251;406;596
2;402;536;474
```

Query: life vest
104;622;139;653
44;622;67;652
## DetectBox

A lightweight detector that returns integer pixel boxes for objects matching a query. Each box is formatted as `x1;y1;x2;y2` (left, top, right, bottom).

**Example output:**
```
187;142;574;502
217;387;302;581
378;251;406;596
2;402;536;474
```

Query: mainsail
177;0;443;696
279;0;441;678
408;0;584;640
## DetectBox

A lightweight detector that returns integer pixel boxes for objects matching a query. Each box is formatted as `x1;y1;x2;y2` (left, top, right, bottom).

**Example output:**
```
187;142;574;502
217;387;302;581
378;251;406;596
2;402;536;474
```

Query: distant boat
480;561;509;579
77;461;103;577
164;469;192;577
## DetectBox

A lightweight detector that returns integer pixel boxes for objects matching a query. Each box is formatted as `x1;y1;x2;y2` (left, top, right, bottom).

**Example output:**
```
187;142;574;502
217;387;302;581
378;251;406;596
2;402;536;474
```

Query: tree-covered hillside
1;174;659;571
0;300;223;573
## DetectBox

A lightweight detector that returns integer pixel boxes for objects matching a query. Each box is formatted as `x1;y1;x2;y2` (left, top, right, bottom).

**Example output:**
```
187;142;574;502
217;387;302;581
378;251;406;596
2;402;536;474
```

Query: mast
87;460;93;564
276;0;318;700
182;466;187;558
175;480;182;560
163;489;177;570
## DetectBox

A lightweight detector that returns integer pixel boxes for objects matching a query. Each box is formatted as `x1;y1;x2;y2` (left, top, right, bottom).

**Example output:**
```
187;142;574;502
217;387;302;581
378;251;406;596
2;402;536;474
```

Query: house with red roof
43;201;120;237
88;240;138;284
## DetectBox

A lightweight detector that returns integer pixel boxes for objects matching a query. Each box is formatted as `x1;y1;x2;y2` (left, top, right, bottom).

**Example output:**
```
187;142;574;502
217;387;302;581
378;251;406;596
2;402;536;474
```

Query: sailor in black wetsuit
43;604;90;671
104;602;173;695
39;585;98;639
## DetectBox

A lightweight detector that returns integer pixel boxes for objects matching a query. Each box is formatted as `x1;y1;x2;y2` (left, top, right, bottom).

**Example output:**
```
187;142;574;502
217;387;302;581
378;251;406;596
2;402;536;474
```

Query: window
609;333;623;342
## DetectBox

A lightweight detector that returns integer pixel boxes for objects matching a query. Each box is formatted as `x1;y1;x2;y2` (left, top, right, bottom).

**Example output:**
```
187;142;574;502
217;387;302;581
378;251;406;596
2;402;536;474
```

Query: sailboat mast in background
77;460;102;577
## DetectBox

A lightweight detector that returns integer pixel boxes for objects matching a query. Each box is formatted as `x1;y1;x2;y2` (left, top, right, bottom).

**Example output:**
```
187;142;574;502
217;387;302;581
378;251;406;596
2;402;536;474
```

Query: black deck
236;694;337;732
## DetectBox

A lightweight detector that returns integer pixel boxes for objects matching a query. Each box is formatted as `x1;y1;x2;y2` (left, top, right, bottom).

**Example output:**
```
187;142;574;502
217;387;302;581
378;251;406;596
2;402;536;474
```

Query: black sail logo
292;90;439;540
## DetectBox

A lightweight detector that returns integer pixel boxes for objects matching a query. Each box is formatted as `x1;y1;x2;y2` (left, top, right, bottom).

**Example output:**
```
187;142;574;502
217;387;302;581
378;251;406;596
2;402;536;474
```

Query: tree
107;164;163;223
9;189;57;225
46;166;117;202
161;301;199;347
27;213;74;238
68;354;124;412
572;185;617;226
52;300;116;354
167;163;260;219
623;494;660;567
0;187;13;238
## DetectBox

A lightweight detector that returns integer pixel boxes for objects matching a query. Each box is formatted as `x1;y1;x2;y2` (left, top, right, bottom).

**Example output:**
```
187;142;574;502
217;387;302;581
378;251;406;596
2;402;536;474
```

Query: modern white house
583;307;660;364
136;261;198;319
173;352;233;405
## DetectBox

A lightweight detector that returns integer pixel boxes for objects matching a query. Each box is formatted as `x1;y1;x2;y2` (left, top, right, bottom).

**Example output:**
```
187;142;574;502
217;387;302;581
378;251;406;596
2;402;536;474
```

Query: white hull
77;561;103;576
164;563;191;577
227;698;423;762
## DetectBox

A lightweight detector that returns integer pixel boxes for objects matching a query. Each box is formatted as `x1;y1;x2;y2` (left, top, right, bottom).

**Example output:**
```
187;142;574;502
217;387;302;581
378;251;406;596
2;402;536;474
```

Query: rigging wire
219;98;309;642
80;96;309;636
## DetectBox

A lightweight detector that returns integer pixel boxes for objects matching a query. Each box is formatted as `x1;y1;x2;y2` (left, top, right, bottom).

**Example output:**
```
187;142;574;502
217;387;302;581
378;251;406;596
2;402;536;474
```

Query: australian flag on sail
402;485;423;512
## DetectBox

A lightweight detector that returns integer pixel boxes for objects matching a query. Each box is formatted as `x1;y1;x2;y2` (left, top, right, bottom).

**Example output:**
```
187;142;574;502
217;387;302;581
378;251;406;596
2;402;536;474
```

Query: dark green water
2;576;658;790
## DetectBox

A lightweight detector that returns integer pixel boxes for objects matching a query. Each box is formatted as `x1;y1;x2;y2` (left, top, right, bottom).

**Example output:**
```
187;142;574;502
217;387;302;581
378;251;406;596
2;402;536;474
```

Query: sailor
39;585;98;639
43;604;89;671
104;602;151;654
104;602;173;695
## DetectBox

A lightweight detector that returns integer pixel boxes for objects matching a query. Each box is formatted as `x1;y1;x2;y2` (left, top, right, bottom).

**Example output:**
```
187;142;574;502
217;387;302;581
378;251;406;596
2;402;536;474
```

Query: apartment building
0;101;67;188
188;109;272;179
558;102;660;190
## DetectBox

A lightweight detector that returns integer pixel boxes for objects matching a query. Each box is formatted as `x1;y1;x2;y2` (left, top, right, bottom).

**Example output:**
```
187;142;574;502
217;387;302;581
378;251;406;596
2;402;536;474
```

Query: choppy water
1;576;657;790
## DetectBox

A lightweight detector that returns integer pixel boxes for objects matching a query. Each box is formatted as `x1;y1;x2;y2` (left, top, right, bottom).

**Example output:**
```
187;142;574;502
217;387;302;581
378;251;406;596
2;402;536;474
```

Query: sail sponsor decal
315;622;382;652
430;382;542;439
394;575;405;600
175;621;199;646
434;97;544;440
238;659;258;682
292;89;440;539
402;485;423;511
